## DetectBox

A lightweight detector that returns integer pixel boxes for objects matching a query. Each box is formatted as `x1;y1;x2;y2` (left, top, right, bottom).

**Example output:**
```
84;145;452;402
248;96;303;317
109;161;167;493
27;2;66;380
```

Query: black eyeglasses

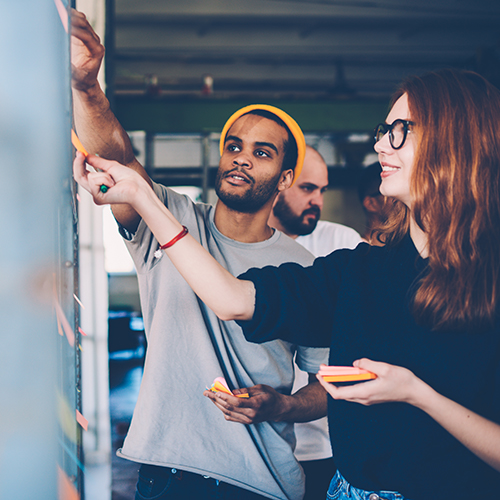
374;119;414;150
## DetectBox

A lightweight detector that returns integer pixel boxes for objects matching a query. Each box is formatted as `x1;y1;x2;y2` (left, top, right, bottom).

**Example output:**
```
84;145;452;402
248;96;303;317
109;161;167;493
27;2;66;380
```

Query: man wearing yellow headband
72;11;328;500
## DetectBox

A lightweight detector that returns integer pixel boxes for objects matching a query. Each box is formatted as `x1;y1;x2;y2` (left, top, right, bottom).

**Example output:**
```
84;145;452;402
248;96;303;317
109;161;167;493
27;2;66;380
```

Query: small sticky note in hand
71;129;88;157
208;377;249;398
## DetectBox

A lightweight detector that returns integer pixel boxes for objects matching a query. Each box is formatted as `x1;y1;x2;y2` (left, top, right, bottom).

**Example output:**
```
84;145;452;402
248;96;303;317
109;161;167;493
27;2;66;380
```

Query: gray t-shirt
118;182;328;500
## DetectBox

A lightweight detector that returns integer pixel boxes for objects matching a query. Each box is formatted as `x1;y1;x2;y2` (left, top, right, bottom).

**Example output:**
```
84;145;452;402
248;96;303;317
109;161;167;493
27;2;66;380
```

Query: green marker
100;184;108;194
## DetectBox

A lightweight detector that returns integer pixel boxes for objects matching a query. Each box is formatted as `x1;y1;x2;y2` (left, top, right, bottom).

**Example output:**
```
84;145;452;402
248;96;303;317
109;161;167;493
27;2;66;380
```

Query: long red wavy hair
376;69;500;331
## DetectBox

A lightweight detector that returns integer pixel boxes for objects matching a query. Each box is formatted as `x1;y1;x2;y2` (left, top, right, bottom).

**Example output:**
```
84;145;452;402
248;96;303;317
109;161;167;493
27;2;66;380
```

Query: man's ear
363;195;381;214
278;169;294;192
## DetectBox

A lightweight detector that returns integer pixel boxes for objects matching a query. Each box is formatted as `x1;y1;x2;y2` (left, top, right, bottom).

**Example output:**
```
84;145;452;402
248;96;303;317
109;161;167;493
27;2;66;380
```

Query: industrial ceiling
108;0;500;189
111;0;500;101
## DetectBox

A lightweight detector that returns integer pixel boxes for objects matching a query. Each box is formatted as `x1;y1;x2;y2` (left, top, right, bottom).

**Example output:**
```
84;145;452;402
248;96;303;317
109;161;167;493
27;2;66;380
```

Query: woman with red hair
74;69;500;499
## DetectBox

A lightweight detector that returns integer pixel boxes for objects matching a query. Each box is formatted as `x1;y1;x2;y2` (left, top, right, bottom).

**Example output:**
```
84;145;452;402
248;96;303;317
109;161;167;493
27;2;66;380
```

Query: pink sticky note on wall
54;300;75;347
76;409;88;431
54;0;68;33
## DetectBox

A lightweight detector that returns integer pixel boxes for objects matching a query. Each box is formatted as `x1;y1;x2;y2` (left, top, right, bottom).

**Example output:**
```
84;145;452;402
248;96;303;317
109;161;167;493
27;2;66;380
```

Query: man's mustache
302;206;320;218
224;167;255;185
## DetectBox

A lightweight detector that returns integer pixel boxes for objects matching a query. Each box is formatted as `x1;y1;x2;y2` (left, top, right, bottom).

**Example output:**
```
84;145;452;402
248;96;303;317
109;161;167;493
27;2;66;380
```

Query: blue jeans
135;464;270;500
326;470;408;500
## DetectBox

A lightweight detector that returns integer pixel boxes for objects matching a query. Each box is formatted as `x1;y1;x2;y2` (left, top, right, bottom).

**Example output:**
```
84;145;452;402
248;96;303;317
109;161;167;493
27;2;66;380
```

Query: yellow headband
219;104;306;186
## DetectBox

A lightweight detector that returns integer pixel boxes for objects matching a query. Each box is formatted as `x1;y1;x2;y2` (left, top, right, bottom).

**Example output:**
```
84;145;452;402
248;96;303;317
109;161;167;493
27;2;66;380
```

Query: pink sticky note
76;409;88;431
78;327;87;337
213;376;231;393
317;366;376;382
56;311;63;337
54;0;68;33
54;300;75;347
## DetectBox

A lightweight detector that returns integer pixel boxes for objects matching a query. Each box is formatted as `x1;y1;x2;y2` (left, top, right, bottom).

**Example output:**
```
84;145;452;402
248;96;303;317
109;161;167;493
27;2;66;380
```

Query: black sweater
238;235;500;499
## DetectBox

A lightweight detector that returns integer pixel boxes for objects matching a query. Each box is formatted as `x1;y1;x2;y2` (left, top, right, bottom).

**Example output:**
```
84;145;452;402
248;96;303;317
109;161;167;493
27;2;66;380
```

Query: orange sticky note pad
57;466;80;500
71;129;88;157
318;366;377;383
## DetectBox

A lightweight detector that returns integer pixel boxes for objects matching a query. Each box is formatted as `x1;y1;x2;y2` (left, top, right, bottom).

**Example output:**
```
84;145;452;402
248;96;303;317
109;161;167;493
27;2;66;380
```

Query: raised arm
74;153;255;321
317;358;500;472
71;9;149;231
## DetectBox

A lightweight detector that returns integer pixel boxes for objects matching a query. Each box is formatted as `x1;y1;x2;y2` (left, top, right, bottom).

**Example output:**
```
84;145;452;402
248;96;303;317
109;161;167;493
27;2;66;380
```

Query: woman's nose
374;131;391;154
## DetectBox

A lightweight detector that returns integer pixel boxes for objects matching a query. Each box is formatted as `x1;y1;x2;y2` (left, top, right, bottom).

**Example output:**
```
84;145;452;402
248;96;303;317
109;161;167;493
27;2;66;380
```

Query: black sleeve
236;249;354;348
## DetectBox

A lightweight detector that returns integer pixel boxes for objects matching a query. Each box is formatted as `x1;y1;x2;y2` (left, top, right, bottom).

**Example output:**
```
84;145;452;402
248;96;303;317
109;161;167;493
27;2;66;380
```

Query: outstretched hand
317;358;424;407
203;384;287;424
70;9;105;91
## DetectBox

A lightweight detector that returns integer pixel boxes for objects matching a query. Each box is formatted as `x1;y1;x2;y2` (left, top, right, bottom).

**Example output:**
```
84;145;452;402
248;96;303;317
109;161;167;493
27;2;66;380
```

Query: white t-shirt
293;220;362;461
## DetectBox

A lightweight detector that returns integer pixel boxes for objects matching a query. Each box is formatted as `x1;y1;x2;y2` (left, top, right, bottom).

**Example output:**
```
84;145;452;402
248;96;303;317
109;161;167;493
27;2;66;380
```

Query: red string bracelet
160;225;189;250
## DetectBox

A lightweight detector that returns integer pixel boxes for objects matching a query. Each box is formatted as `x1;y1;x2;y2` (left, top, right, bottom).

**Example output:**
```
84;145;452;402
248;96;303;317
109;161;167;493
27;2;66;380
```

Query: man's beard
273;196;320;236
215;168;281;213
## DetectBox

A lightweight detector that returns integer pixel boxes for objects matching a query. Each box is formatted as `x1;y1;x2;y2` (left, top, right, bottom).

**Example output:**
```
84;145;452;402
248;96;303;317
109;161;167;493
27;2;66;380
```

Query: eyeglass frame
373;119;415;150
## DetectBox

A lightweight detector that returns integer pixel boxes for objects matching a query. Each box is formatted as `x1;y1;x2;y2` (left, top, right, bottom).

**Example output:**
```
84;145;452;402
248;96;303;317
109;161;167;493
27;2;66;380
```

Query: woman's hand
317;358;500;472
316;358;425;406
73;152;151;209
